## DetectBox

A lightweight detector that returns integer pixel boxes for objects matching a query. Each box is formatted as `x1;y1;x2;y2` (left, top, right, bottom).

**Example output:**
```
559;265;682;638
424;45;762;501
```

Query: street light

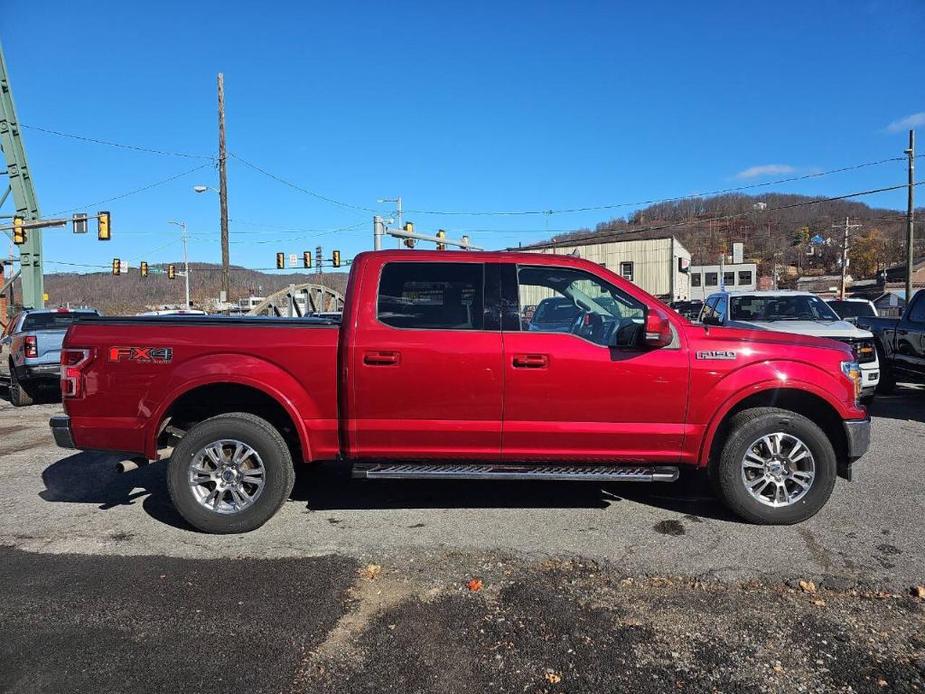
168;220;191;309
193;185;218;194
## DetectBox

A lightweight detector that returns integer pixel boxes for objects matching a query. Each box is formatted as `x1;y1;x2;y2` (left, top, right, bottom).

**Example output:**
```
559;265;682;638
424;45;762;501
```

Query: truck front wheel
713;407;837;525
167;412;295;534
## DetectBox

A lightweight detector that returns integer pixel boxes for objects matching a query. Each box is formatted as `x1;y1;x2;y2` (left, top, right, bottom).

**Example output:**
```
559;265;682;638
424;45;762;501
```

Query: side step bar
351;463;679;483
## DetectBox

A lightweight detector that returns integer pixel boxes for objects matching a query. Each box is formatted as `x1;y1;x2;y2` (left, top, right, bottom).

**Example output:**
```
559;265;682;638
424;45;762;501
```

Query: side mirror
644;310;672;348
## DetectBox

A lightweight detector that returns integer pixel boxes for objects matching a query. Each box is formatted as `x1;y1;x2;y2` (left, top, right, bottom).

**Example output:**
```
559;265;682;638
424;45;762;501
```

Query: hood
689;324;855;357
726;319;873;340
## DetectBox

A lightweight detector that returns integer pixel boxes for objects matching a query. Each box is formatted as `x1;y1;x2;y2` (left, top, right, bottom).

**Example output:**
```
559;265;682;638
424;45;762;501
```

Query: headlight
841;360;862;403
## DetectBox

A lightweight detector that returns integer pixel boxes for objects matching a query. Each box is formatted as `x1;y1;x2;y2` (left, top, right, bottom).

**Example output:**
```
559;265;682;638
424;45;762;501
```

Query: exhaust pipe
115;458;148;474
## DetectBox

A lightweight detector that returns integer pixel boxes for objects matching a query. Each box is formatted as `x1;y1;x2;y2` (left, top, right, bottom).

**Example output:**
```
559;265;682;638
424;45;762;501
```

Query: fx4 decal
108;346;173;363
696;350;736;360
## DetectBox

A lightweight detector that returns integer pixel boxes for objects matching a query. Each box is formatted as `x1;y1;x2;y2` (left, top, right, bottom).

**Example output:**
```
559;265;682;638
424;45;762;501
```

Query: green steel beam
0;40;43;309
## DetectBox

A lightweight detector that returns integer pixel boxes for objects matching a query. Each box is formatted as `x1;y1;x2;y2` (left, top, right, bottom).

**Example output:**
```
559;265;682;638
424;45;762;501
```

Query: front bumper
49;415;75;449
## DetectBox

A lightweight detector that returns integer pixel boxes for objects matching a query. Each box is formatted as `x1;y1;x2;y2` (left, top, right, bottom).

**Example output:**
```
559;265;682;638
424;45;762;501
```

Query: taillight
24;335;38;358
61;348;92;399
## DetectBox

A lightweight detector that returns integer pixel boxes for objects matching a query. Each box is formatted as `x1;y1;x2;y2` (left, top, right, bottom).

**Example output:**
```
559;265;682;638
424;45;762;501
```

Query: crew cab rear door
895;291;925;378
348;259;503;460
500;263;689;463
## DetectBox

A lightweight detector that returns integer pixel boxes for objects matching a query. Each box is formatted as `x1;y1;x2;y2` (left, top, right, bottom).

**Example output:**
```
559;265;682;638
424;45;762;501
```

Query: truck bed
62;315;342;459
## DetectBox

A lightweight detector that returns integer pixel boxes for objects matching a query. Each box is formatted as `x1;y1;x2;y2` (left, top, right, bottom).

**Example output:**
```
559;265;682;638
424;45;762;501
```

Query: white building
688;262;758;301
522;235;692;302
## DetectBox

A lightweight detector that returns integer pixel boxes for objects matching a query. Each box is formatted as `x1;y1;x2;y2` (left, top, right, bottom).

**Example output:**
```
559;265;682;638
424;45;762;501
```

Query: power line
47;163;214;216
230;153;379;213
21;124;214;160
405;156;924;217
527;182;925;248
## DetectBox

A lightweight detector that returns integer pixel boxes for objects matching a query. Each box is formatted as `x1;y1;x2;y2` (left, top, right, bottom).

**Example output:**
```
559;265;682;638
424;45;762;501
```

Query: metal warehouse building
520;235;692;302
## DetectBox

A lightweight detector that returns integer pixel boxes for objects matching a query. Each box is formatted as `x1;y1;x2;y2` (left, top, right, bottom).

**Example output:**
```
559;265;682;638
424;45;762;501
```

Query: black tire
167;412;295;534
876;365;896;395
712;407;837;525
9;367;35;407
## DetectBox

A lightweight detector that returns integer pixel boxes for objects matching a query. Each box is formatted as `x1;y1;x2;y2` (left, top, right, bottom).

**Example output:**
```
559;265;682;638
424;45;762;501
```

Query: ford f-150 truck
1;307;100;406
857;289;925;393
50;250;870;533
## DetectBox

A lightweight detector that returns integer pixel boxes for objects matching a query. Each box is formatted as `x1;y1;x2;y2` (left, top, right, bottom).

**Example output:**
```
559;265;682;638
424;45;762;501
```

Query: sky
3;0;924;275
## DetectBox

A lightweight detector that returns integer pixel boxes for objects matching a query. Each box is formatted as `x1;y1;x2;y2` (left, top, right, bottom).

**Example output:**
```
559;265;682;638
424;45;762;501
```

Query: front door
501;263;689;463
350;260;504;460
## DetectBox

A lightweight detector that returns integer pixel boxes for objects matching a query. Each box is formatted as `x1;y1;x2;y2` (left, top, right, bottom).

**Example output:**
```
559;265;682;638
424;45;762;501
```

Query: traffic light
140;261;149;278
331;250;341;268
72;213;88;234
12;216;26;245
111;258;121;276
276;252;285;270
303;251;312;269
402;222;415;248
97;211;111;241
436;229;447;251
167;264;176;280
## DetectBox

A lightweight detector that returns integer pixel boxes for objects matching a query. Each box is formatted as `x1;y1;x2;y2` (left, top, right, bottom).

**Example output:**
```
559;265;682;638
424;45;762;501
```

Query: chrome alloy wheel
188;439;266;515
740;433;815;508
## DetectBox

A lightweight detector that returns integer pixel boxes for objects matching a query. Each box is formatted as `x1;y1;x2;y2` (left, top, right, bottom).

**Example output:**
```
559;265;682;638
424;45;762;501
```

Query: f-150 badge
108;346;173;363
696;350;736;360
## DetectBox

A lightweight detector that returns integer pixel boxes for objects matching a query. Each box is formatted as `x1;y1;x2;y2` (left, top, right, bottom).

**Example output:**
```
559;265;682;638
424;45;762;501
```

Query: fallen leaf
545;671;562;684
877;678;889;687
467;578;484;592
914;585;925;599
773;662;784;673
799;580;817;593
813;599;827;607
360;564;382;580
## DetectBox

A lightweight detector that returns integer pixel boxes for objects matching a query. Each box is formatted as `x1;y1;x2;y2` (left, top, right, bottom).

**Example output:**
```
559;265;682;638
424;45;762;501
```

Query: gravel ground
0;387;924;692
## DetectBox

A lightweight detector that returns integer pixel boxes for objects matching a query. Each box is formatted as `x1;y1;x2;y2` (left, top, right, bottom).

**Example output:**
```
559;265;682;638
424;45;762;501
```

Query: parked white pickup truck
700;290;879;402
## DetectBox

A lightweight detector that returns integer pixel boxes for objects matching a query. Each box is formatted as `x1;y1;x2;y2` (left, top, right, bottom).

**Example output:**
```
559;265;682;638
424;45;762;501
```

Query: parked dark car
670;300;704;321
857;289;925;393
528;297;582;332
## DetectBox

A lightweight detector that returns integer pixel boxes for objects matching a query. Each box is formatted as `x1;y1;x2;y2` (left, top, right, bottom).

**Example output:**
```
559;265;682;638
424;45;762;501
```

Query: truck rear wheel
167;412;295;534
712;407;837;525
9;367;35;407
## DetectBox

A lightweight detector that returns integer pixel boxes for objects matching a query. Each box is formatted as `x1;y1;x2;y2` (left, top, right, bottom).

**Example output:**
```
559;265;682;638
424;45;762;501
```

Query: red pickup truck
50;250;870;533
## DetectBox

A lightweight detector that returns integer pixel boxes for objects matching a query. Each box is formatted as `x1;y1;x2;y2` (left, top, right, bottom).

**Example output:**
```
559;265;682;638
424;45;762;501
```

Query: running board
351;463;679;483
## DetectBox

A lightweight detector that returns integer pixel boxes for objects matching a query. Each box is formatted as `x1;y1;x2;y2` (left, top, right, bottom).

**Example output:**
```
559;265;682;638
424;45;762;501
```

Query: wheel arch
151;380;308;464
701;387;848;473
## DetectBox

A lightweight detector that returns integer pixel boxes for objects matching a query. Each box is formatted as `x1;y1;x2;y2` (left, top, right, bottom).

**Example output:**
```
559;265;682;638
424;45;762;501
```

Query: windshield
21;311;97;331
826;300;875;319
729;295;840;322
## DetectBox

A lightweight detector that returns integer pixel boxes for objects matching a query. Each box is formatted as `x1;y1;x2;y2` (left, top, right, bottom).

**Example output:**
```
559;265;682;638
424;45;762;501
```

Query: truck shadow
292;463;739;522
38;452;192;530
867;386;925;424
39;453;739;530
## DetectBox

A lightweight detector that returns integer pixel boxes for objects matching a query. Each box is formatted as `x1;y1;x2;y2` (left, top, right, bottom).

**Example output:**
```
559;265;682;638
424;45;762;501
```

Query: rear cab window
20;311;98;332
377;262;485;330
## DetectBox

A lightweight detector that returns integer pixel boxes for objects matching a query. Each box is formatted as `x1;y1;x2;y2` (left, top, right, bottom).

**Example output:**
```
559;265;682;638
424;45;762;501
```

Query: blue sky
3;0;923;273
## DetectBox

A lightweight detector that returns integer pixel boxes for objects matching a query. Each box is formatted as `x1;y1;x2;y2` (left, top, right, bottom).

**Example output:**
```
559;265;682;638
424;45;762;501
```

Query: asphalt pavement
0;387;924;692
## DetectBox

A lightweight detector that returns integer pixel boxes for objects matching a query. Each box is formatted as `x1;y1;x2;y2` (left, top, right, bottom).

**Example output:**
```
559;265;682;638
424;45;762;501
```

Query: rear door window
377;262;485;330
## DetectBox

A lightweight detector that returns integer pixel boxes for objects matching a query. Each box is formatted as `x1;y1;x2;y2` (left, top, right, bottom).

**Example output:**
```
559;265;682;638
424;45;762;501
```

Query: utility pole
834;217;862;299
217;73;230;302
169;221;191;308
373;215;385;251
906;129;916;304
